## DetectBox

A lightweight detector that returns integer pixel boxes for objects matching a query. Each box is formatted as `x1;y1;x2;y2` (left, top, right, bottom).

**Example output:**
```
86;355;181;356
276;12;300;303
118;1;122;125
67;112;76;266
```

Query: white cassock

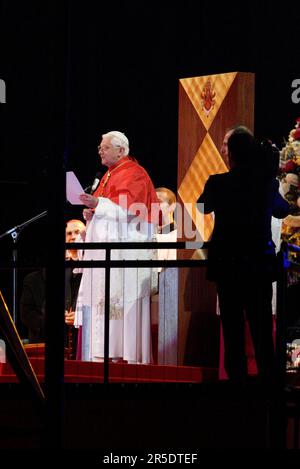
75;197;155;363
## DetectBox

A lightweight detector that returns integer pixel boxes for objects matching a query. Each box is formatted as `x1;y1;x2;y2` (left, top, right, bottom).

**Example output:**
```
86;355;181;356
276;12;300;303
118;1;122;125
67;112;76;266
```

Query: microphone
84;172;102;194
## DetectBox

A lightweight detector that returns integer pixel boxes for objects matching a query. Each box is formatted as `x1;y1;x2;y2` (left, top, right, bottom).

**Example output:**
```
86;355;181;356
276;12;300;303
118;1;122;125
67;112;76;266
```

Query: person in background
198;131;289;384
65;219;86;326
20;219;85;359
218;126;283;378
155;187;177;267
220;125;253;166
151;187;178;364
64;219;86;358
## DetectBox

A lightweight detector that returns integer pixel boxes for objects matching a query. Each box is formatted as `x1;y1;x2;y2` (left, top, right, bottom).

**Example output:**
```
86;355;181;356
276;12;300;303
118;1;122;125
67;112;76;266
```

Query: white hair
102;130;129;155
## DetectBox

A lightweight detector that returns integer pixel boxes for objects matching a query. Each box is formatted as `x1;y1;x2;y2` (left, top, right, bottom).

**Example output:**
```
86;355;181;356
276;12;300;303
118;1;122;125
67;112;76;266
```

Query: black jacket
198;170;290;280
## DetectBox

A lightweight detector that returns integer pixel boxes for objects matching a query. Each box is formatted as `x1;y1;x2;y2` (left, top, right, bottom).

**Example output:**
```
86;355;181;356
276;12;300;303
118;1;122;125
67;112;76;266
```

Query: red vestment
93;156;159;222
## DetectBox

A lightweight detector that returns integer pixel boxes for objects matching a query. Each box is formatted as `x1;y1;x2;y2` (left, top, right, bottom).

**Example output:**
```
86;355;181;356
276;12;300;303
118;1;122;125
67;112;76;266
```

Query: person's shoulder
207;172;229;185
122;157;143;173
210;172;228;180
129;159;153;180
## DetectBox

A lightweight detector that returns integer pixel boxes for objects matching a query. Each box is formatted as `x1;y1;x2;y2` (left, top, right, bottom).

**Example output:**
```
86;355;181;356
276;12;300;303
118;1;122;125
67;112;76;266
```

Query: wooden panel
177;72;255;366
177;84;207;187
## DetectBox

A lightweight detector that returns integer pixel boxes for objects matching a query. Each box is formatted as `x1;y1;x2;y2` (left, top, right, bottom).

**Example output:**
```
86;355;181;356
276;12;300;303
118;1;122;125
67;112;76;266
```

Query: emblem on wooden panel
200;79;215;117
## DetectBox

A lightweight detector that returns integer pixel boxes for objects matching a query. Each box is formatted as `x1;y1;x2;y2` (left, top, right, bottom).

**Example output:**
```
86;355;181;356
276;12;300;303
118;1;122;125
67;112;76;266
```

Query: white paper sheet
66;171;84;205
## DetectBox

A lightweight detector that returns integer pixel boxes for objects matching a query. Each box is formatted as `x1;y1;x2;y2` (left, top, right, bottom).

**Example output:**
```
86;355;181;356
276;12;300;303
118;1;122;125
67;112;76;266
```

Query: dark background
0;1;299;327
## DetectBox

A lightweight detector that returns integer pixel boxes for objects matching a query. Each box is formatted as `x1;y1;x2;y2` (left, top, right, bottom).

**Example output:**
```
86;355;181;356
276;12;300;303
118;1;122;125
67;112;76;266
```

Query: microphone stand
0;210;47;323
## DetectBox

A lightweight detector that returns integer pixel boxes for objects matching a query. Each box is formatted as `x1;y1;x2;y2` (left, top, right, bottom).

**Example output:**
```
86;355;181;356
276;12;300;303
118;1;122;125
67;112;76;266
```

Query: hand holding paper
79;192;99;209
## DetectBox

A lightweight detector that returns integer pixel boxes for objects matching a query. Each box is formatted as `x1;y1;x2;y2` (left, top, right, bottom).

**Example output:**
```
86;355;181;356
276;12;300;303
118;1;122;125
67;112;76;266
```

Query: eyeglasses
98;144;121;152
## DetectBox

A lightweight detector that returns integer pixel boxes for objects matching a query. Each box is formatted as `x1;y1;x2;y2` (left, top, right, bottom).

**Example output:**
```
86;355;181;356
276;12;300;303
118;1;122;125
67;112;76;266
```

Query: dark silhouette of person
198;131;290;384
20;268;46;343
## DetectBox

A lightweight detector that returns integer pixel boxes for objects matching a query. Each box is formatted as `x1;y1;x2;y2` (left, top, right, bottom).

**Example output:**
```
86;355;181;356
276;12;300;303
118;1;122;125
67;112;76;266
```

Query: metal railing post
104;247;111;384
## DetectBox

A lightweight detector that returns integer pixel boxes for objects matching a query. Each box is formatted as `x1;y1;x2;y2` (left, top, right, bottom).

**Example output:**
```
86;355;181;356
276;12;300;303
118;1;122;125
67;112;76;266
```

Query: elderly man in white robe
75;131;159;364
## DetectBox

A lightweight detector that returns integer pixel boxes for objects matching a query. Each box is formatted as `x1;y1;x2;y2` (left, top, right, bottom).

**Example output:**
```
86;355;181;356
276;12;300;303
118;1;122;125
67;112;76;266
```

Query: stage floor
0;356;218;384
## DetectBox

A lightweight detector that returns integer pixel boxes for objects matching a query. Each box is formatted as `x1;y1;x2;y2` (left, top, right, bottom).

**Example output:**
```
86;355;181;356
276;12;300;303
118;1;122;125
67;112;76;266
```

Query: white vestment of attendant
151;228;177;292
75;197;155;363
156;229;177;269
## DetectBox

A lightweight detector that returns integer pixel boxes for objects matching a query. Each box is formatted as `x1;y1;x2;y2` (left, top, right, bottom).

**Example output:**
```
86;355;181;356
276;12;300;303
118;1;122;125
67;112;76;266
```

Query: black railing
65;241;208;383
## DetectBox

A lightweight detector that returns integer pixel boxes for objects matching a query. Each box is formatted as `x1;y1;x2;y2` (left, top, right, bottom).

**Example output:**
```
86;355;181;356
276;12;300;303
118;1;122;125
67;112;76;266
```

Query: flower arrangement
279;118;300;252
280;121;300;362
